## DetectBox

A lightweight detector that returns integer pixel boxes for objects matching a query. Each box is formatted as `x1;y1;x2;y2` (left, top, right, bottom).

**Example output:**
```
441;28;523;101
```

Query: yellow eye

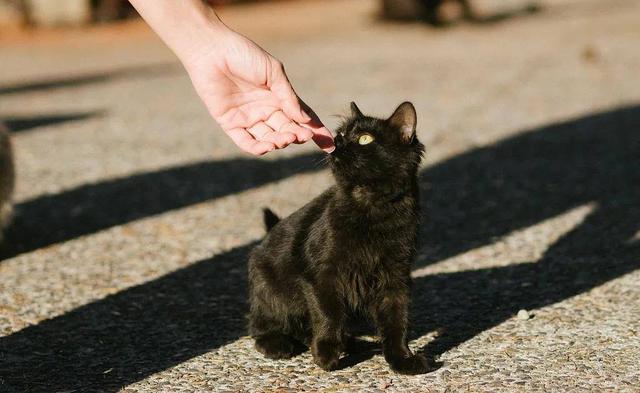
358;133;374;145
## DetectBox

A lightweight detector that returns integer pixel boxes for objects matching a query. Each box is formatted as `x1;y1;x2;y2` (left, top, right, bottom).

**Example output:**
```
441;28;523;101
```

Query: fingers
226;105;333;155
298;100;336;153
268;59;335;153
225;128;275;156
266;111;314;143
269;61;311;124
247;122;296;149
309;125;335;153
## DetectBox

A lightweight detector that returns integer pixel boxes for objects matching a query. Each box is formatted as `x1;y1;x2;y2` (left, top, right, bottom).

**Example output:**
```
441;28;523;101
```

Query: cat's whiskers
313;154;331;169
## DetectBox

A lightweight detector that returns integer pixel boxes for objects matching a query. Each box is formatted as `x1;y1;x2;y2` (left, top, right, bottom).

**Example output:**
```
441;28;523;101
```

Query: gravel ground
1;0;639;392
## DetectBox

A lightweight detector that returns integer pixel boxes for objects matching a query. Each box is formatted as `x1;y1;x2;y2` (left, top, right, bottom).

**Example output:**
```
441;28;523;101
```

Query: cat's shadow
338;337;444;371
409;104;640;362
338;338;381;369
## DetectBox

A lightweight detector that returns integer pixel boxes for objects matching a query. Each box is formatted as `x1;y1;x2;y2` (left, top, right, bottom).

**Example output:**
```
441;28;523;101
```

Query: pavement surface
0;0;639;391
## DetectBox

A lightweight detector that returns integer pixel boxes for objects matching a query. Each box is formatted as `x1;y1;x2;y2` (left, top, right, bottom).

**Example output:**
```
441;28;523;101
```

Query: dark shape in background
0;152;325;260
2;111;105;133
91;0;138;23
381;0;541;26
0;106;638;391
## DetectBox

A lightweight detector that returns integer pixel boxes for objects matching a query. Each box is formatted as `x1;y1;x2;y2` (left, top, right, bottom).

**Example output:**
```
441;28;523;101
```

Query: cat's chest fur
332;210;416;265
330;186;419;257
325;190;419;308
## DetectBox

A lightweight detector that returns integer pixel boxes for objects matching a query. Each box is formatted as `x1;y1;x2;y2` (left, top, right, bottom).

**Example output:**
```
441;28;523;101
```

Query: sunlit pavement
1;0;639;391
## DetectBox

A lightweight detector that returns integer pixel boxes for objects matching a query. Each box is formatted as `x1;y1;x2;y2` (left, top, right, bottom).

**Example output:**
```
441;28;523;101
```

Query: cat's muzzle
333;133;345;153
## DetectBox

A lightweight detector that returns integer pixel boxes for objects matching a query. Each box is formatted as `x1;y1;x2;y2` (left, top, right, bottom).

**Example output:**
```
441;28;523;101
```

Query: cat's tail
262;208;280;231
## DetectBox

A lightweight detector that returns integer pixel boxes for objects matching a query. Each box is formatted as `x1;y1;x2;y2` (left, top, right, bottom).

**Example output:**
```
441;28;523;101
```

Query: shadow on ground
412;105;640;358
2;111;105;133
0;245;254;393
0;63;179;96
0;152;325;260
0;106;638;391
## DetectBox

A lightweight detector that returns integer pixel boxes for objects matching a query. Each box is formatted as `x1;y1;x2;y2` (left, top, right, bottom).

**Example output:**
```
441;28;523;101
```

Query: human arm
128;0;335;155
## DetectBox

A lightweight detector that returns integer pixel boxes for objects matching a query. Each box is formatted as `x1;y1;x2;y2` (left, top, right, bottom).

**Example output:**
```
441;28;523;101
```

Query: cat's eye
358;133;375;145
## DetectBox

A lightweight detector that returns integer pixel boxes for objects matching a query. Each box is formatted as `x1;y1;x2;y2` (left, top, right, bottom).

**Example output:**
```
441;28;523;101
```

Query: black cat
248;102;430;374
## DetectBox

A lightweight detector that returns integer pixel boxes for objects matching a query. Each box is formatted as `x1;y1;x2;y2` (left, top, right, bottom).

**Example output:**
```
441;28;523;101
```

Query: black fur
248;102;430;374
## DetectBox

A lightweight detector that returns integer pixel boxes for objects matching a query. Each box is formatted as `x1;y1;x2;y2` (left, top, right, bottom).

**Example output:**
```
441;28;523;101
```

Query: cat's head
329;102;424;185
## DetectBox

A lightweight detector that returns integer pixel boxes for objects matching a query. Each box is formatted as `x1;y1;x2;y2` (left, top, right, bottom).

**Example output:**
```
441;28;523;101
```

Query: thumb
269;61;312;124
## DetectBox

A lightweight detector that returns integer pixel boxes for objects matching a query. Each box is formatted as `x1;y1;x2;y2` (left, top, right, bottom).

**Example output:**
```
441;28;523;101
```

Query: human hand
183;29;335;156
128;0;334;156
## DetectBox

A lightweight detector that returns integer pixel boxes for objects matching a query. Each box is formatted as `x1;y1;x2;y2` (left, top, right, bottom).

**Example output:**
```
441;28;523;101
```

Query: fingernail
325;146;336;153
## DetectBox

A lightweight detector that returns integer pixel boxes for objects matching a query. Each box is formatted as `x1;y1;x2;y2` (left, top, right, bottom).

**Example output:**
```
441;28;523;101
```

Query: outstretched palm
185;31;334;156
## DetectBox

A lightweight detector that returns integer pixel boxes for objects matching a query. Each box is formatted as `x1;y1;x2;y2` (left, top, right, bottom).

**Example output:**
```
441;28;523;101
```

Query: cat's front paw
388;353;432;375
311;339;341;371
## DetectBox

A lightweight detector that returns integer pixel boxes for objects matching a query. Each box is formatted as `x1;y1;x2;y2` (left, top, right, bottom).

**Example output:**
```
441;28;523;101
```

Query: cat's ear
350;101;364;118
388;102;417;143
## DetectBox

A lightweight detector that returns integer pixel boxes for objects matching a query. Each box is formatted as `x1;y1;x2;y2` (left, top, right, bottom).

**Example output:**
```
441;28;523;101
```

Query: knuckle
272;60;284;73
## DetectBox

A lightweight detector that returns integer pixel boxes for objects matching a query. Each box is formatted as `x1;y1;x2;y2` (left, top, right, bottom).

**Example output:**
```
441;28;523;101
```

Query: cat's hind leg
254;332;303;359
249;308;305;359
248;249;308;359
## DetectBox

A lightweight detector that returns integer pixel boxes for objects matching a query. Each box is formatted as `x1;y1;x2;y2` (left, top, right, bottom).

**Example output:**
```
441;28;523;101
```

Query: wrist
130;0;233;68
170;7;233;67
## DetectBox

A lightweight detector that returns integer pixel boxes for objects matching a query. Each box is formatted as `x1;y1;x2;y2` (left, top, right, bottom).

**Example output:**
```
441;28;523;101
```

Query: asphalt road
0;0;639;391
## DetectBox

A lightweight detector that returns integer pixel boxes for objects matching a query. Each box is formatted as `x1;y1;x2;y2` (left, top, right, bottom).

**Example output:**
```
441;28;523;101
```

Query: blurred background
0;0;541;27
1;0;638;214
1;1;639;391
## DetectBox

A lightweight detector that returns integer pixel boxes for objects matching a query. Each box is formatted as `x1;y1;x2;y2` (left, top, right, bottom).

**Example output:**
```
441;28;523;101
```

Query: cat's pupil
358;134;374;145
